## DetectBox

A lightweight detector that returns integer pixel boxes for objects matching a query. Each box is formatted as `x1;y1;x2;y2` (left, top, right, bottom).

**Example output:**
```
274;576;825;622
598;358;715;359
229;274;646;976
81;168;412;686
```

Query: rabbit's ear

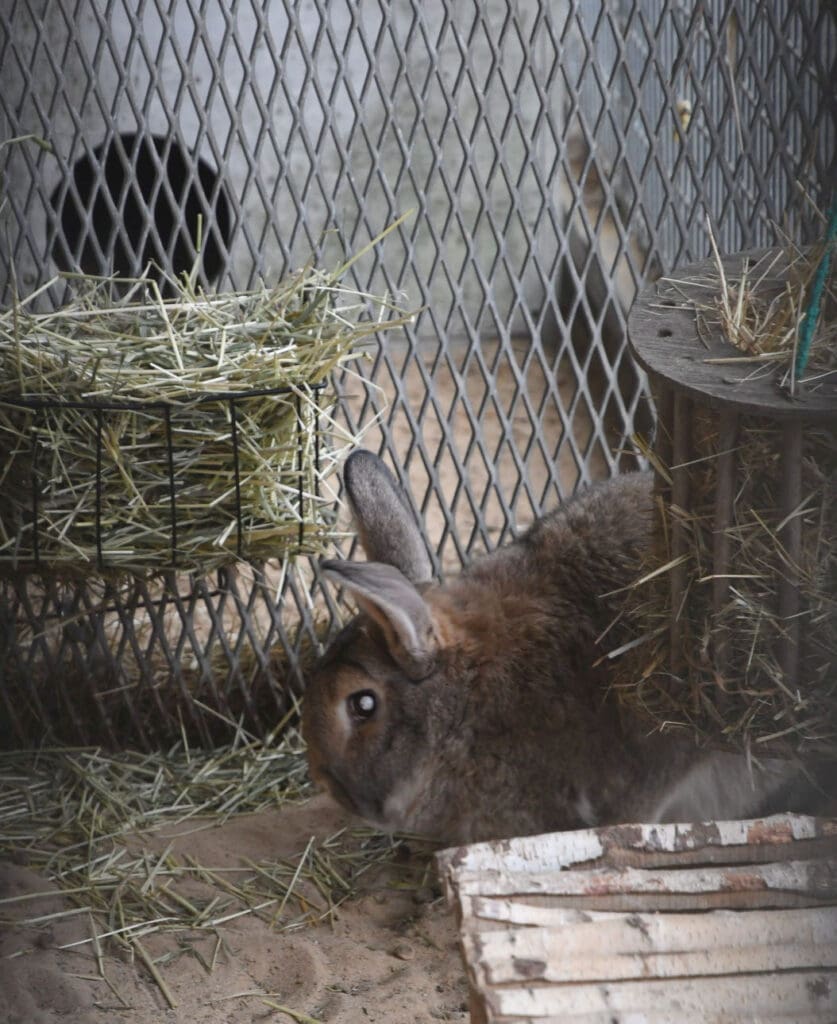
343;450;433;584
321;559;437;680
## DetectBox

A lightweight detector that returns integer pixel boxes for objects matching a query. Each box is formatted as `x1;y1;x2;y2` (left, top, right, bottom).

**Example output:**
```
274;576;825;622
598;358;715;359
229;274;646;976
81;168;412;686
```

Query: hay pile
701;231;837;393
0;729;436;1009
0;259;405;574
621;419;836;756
615;239;836;758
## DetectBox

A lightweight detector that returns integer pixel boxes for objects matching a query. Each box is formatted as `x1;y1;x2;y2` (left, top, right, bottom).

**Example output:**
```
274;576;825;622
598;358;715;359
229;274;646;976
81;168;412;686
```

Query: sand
0;793;468;1024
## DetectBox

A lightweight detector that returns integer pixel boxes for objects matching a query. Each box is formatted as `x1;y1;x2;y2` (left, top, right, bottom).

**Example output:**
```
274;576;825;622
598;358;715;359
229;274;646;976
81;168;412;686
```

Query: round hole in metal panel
50;133;232;287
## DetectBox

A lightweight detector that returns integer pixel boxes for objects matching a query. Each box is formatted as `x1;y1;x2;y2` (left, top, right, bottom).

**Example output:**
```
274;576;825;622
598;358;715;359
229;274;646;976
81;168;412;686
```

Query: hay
0;239;408;574
616;420;836;756
700;225;837;393
613;238;836;758
0;731;437;1001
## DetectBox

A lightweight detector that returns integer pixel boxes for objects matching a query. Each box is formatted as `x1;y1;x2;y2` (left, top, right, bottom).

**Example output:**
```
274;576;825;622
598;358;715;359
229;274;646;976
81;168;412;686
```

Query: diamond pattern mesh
0;0;834;747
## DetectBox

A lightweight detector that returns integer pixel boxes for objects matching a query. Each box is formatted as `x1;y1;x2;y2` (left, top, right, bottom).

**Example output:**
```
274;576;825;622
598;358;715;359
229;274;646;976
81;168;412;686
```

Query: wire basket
1;383;327;574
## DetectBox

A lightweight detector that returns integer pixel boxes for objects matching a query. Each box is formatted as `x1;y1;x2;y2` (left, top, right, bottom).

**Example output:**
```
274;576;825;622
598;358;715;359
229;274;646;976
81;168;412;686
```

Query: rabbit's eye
347;690;377;721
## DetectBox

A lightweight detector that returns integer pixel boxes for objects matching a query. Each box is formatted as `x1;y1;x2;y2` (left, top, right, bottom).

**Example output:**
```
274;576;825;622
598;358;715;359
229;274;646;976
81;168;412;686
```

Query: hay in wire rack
0;264;408;574
0;731;437;1010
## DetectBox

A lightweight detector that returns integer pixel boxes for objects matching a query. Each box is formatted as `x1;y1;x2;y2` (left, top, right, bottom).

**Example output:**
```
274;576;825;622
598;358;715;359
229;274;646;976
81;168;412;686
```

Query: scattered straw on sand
0;725;437;1012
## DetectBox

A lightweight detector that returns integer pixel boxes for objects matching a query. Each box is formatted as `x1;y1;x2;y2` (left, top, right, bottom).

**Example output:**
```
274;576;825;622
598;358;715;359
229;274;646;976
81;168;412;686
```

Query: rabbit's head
302;451;464;838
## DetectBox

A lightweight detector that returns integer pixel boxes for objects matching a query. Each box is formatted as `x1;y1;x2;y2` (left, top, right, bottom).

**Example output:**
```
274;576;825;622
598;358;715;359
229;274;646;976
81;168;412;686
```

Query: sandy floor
0;793;467;1024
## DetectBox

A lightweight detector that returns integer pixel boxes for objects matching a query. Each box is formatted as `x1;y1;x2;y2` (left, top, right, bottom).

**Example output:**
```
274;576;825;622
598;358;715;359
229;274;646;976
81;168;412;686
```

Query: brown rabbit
303;450;805;845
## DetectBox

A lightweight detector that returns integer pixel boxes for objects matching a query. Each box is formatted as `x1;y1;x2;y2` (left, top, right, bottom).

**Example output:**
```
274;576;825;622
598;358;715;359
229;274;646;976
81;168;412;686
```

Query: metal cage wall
0;0;834;748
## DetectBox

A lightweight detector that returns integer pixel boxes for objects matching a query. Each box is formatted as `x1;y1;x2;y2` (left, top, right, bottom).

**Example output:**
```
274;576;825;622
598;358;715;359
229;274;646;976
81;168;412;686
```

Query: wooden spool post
669;391;691;681
779;419;804;685
712;407;739;680
628;248;836;693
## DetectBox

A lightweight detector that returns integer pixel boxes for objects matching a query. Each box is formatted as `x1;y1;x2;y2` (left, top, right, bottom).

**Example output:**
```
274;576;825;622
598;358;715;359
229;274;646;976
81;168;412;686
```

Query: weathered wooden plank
468;933;837;986
492;1013;837;1024
464;896;837;940
437;815;837;890
438;827;607;900
452;858;837;908
465;888;828;914
464;905;837;956
464;900;622;927
484;970;837;1019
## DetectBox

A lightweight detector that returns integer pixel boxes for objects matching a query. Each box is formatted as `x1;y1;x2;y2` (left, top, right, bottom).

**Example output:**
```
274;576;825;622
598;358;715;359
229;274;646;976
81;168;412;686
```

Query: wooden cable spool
628;248;836;737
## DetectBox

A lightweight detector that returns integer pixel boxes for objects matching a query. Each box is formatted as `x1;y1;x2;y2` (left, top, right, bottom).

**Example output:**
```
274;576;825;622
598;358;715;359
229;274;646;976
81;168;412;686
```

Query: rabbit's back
460;471;654;664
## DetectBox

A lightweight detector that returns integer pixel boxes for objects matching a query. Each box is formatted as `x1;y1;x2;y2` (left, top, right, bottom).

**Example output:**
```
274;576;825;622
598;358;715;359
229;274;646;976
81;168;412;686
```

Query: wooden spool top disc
628;248;837;420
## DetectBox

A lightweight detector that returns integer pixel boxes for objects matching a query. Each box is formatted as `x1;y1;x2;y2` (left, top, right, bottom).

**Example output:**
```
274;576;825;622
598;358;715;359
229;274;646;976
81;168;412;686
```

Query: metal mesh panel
0;0;834;747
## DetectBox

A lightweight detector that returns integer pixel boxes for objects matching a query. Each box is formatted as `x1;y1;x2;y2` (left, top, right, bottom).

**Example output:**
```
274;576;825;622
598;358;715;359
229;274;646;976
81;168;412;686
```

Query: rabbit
302;449;813;846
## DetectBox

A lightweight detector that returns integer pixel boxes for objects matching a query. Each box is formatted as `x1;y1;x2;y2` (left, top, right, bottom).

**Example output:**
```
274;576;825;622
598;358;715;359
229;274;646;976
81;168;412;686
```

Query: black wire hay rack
2;384;326;574
0;377;334;750
0;268;393;749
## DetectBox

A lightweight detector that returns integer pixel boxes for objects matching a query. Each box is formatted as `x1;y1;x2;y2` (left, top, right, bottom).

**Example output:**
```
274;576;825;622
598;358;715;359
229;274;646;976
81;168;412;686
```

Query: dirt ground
0;792;468;1024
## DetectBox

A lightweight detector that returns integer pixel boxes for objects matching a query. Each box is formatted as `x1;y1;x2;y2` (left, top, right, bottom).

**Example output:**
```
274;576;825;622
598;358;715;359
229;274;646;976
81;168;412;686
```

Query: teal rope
795;194;837;379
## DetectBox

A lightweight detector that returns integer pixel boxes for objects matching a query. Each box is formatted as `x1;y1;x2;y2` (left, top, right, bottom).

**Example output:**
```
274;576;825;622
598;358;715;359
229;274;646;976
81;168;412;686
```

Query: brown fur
303;452;806;845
